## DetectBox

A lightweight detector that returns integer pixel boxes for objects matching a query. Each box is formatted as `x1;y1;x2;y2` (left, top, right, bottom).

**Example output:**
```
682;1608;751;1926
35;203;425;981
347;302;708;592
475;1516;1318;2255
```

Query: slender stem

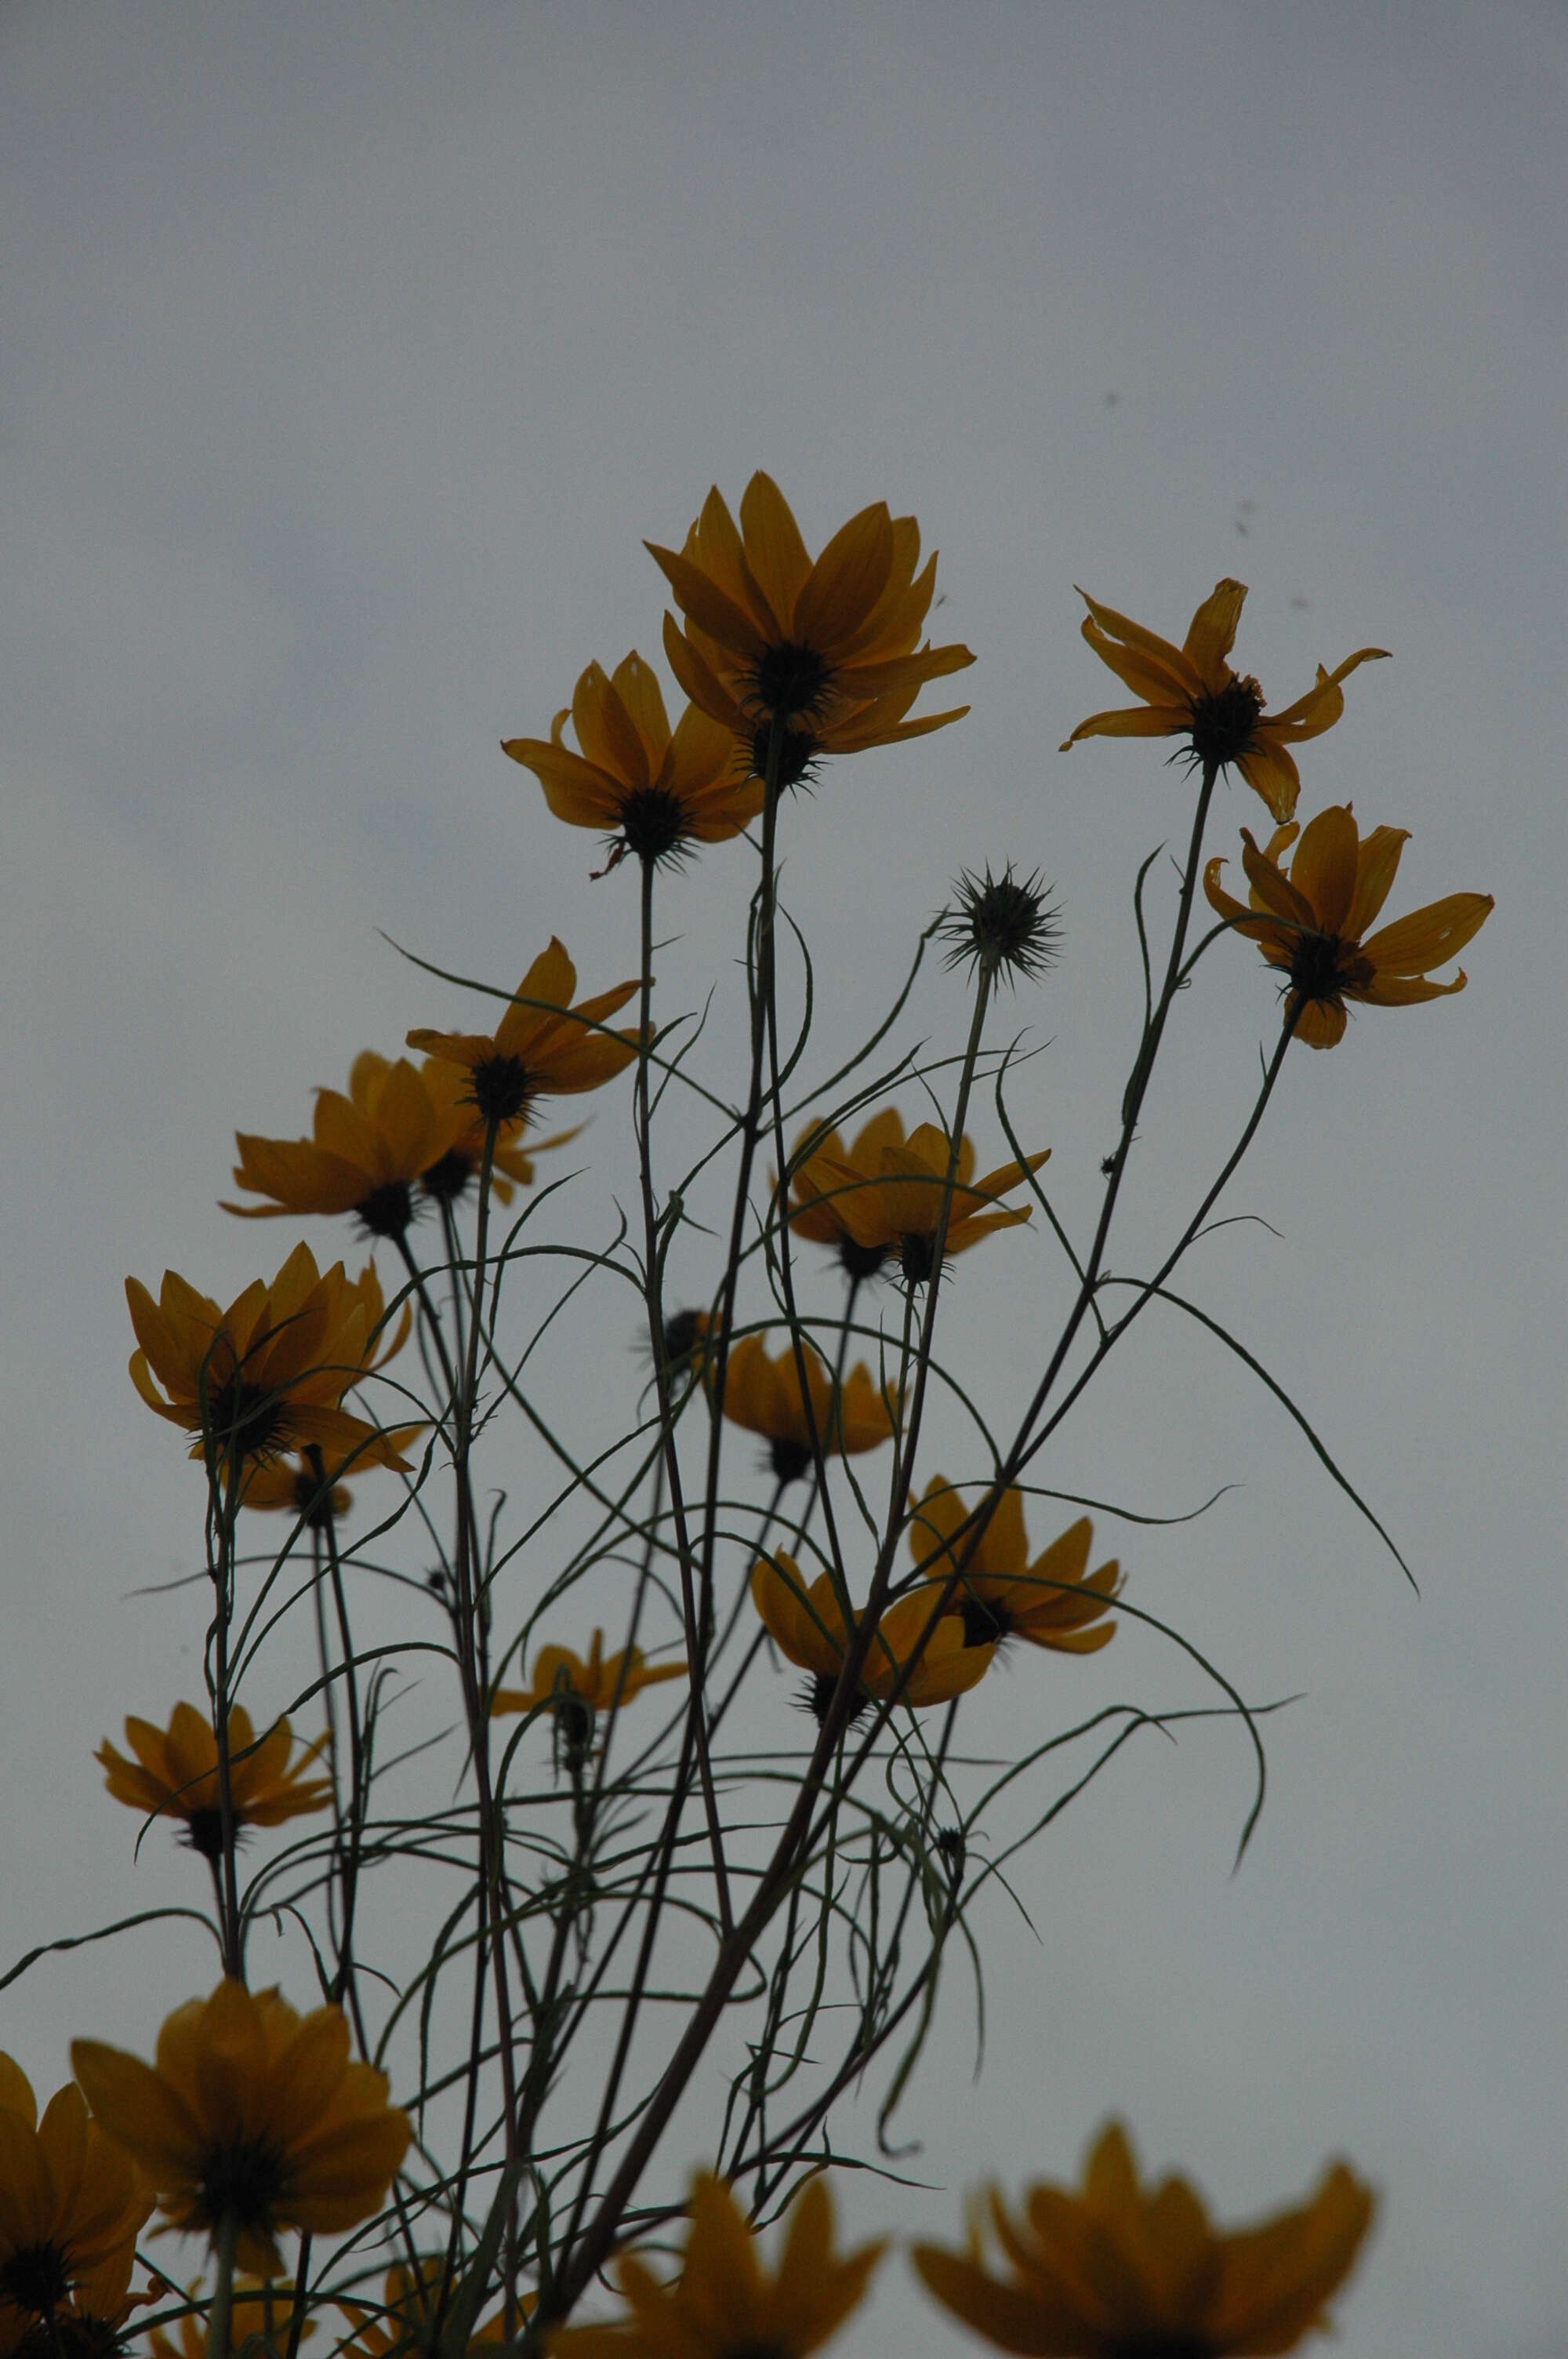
204;2212;238;2359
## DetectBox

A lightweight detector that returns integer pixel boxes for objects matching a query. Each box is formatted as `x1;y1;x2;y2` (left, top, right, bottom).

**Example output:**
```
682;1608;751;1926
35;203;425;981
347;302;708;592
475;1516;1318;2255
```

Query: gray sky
4;5;1566;2353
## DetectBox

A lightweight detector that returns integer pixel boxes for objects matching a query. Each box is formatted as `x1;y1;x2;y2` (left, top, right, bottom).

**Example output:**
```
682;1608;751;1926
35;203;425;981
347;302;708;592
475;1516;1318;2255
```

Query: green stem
205;2212;237;2359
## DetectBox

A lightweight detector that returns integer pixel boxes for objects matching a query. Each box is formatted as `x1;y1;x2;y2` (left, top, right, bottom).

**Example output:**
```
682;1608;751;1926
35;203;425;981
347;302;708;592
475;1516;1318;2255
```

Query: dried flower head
940;865;1062;988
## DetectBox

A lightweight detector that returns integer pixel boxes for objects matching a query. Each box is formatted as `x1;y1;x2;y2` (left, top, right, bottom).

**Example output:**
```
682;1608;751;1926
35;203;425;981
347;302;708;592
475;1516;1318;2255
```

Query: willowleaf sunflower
146;2277;314;2359
125;1246;416;1478
337;2258;520;2357
491;1630;687;1755
0;2056;151;2359
648;472;973;787
407;939;642;1132
751;1553;994;1721
714;1334;900;1484
1060;580;1387;823
550;2172;882;2359
794;1121;1048;1286
503;652;763;868
909;1478;1122;1655
239;1452;354;1526
913;2121;1375;2357
96;1703;332;1860
1203;803;1494;1049
71;1981;411;2278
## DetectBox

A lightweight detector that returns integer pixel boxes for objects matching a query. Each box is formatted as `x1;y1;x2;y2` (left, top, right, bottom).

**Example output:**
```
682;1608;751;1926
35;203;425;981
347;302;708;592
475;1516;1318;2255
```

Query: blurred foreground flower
717;1333;899;1483
913;2121;1374;2356
491;1630;687;1750
125;1246;415;1478
71;1981;409;2277
147;2278;314;2359
96;1703;331;1859
408;939;642;1131
552;2172;882;2359
504;652;763;869
648;472;972;787
752;1553;993;1721
1203;804;1494;1049
909;1478;1122;1655
1061;580;1387;823
0;2054;151;2359
796;1121;1047;1285
337;2257;519;2357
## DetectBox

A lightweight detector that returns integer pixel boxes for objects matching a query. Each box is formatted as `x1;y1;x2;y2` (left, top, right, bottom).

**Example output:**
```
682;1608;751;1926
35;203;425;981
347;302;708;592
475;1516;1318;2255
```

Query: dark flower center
289;1463;340;1531
720;2345;789;2359
469;1055;534;1129
615;785;689;866
553;1696;595;1757
899;1231;937;1285
14;2314;123;2359
958;1594;1015;1648
752;639;831;722
837;1235;889;1281
768;1436;814;1485
1107;2339;1214;2359
199;2135;289;2235
204;1378;289;1463
661;1309;709;1371
420;1147;476;1206
749;719;817;791
1;2241;72;2316
355;1179;416;1239
1288;932;1374;1006
183;1805;253;1861
1186;674;1264;770
803;1674;870;1728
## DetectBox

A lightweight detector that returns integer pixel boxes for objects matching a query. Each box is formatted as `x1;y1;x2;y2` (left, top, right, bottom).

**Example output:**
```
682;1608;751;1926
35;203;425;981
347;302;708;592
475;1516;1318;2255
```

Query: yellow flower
715;1333;900;1484
240;1454;354;1526
226;1054;466;1238
71;1981;410;2279
909;1478;1122;1656
0;2055;152;2359
751;1553;994;1721
125;1247;416;1478
913;2121;1375;2357
551;2172;882;2359
407;939;642;1132
647;473;973;788
1203;803;1494;1049
336;2258;520;2358
416;1055;577;1208
795;1121;1048;1285
491;1631;686;1751
1060;580;1388;823
96;1703;332;1860
146;2277;314;2359
783;1109;909;1281
503;652;764;868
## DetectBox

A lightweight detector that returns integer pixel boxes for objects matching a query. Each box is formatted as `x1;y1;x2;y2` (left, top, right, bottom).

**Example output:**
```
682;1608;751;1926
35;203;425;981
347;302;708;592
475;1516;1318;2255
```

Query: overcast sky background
4;5;1566;2354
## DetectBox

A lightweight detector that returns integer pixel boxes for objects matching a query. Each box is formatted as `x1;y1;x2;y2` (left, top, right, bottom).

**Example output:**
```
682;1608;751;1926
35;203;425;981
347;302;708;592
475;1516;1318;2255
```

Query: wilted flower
913;2121;1375;2356
71;1981;410;2278
909;1478;1122;1654
751;1553;994;1721
125;1245;415;1478
1061;580;1387;822
0;2055;151;2359
551;2172;882;2359
1203;804;1494;1049
795;1121;1048;1285
715;1334;899;1484
940;866;1062;989
96;1703;332;1859
648;472;972;788
503;652;763;869
408;939;642;1130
